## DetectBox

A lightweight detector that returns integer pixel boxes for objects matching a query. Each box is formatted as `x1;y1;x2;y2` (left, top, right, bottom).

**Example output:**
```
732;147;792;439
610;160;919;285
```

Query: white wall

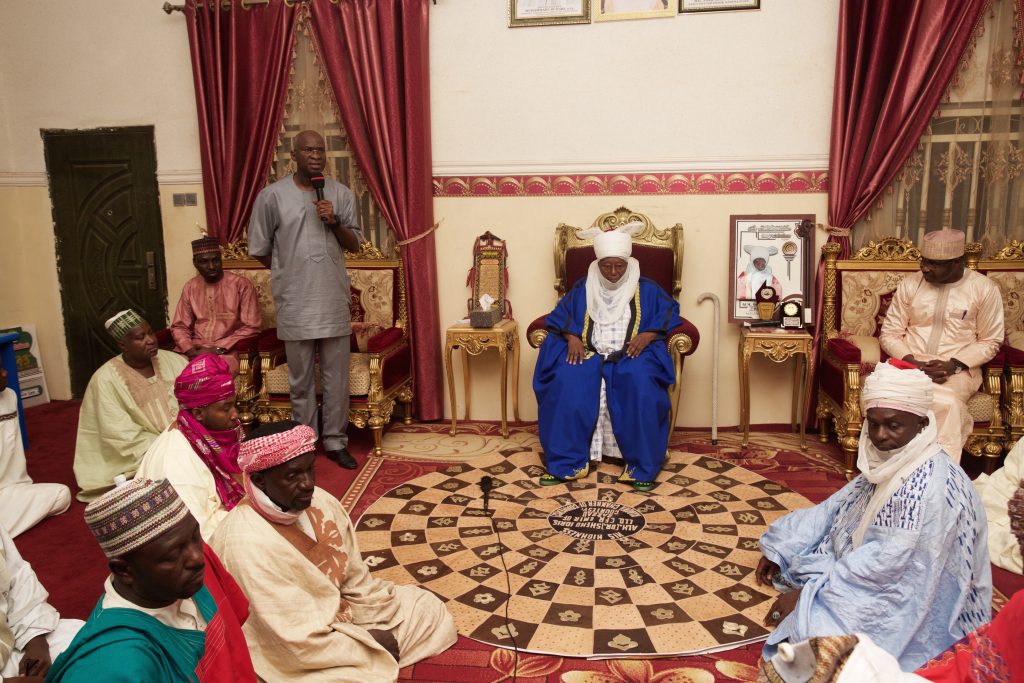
430;0;838;173
0;0;840;430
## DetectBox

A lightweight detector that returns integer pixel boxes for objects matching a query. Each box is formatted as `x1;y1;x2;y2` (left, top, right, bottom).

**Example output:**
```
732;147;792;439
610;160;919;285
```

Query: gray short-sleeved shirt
247;175;359;340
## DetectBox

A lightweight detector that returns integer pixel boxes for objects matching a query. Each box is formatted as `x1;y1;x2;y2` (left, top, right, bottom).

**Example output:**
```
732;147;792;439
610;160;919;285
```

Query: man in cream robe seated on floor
0;366;70;537
211;421;457;682
879;229;1004;461
974;435;1024;574
0;524;82;680
73;310;187;501
136;353;245;540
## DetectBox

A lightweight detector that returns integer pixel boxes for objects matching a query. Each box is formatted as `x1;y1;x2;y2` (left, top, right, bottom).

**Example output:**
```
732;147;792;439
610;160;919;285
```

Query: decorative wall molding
433;170;829;197
157;169;204;185
0;169;203;188
432;154;829;176
0;172;47;187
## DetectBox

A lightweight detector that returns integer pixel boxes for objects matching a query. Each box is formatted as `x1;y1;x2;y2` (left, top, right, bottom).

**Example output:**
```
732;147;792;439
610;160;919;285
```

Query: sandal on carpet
539;472;565;486
632;481;656;492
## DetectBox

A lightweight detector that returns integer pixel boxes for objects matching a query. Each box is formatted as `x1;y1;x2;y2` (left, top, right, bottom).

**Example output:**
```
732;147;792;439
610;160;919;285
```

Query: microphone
309;174;326;202
480;476;494;516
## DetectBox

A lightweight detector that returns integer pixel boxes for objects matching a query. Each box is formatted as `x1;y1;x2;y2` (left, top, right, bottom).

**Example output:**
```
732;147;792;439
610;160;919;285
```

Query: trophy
755;284;778;321
780;299;803;329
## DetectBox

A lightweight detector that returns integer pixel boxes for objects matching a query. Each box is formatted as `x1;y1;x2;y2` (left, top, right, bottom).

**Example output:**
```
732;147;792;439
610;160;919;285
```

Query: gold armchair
226;240;414;454
817;238;1005;475
525;207;699;428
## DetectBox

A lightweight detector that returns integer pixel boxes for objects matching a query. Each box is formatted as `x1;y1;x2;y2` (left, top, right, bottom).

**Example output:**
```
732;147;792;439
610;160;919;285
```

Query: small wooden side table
738;327;815;450
445;319;520;438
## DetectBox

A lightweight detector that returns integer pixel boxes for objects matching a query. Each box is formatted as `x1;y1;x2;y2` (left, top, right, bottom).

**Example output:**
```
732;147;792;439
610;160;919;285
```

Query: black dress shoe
326;448;358;470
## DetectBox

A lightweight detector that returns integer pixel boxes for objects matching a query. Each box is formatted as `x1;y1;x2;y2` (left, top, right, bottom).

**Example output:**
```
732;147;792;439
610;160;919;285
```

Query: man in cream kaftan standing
211;422;456;682
879;229;1003;460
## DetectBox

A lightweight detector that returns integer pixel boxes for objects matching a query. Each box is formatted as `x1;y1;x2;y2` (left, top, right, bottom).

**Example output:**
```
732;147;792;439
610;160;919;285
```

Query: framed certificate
729;214;814;323
680;0;760;13
509;0;591;27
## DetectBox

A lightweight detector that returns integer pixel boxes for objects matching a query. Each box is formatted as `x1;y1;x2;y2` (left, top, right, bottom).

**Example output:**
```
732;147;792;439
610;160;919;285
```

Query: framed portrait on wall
728;214;814;323
509;0;591;27
594;0;675;22
679;0;760;13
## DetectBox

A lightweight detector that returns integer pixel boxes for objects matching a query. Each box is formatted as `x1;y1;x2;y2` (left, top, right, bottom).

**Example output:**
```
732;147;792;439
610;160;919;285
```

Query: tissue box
470;308;502;328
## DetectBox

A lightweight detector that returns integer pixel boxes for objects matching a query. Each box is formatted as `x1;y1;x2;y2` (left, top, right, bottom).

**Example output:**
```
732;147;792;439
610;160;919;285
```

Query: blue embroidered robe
759;453;992;670
533;277;682;482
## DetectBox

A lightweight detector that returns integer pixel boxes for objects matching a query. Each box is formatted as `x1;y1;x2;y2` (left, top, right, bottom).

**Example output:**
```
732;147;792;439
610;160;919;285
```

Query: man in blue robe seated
46;478;257;682
755;360;992;670
533;221;682;491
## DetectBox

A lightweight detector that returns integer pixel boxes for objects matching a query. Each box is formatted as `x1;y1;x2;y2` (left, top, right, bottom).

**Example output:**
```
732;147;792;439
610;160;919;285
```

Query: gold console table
445;319;520;438
738;327;815;449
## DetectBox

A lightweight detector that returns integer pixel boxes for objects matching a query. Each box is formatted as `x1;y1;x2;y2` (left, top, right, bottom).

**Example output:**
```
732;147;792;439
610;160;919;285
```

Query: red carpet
13;404;1019;682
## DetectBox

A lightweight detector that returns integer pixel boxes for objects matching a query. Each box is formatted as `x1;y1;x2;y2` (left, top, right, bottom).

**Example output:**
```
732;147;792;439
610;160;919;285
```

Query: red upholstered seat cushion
1006;344;1024;365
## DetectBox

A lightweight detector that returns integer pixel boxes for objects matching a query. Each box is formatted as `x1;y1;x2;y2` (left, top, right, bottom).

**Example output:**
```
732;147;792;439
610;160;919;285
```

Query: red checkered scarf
175;353;243;509
238;425;317;474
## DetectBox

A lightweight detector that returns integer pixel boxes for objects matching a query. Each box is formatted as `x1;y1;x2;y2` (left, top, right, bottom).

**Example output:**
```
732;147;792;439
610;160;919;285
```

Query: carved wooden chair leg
816;401;830;443
399;385;414;425
369;414;385;456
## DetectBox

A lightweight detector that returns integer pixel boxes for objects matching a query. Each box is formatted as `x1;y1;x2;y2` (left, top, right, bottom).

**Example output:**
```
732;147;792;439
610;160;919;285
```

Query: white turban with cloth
575;221;644;324
743;244;779;295
853;360;942;547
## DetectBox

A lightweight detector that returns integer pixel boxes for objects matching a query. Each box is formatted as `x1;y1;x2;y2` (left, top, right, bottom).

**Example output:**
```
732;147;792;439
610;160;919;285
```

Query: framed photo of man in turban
728;214;814;324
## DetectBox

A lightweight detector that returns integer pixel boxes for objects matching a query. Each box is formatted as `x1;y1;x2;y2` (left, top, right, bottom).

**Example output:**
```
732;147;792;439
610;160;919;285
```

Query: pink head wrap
238;424;317;474
175;354;235;408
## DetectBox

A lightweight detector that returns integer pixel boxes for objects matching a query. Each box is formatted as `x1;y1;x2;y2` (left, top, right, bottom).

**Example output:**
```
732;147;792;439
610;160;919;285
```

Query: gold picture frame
594;0;675;22
509;0;591;27
679;0;760;13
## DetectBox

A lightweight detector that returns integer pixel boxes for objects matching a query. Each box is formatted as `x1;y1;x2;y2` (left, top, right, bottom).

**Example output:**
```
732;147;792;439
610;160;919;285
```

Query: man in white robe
0;525;81;679
879;229;1004;461
211;421;457;682
136;353;244;541
974;435;1024;574
73;310;187;501
757;360;991;670
0;367;70;536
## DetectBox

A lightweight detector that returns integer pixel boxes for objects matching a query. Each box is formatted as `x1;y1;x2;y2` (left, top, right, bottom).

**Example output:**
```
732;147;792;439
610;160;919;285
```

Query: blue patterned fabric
759;452;992;670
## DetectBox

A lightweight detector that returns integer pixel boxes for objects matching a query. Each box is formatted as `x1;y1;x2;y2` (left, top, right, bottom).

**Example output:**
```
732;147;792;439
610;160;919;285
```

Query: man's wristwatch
952;359;967;374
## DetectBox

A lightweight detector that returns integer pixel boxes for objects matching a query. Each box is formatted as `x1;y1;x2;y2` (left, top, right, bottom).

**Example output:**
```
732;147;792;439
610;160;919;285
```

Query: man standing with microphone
248;130;362;469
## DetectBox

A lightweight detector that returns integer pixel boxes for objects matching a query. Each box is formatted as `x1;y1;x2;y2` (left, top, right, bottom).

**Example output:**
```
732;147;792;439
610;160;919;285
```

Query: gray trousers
285;336;350;450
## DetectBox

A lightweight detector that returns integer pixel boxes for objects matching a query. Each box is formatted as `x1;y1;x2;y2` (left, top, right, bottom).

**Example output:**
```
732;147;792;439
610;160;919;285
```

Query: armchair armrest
234;334;260;355
984;346;1007;370
1004;343;1024;366
826;337;864;365
367;327;404;354
257;328;282;353
666;319;699;357
527;316;548;349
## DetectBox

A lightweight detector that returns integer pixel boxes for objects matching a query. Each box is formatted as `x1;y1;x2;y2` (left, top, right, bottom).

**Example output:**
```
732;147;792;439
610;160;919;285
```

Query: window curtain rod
163;0;436;13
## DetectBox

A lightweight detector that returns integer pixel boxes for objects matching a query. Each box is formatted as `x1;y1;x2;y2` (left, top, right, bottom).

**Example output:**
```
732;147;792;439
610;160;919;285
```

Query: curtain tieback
396;218;443;247
826;225;851;238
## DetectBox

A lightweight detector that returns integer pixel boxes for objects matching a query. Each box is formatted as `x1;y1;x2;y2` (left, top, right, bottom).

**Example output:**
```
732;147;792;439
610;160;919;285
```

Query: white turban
576;221;644;261
575;221;645;324
743;244;779;264
860;360;934;417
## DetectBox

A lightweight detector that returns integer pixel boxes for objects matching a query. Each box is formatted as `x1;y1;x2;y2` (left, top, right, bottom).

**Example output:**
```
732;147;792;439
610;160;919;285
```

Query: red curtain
308;0;443;420
809;0;987;425
185;0;296;245
827;0;988;250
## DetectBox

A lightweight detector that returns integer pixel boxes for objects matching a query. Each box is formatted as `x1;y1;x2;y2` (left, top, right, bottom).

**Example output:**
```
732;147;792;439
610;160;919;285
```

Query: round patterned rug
355;446;811;658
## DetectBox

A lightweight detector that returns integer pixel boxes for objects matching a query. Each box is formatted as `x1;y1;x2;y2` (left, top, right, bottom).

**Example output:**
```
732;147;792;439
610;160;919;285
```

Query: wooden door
43;127;168;397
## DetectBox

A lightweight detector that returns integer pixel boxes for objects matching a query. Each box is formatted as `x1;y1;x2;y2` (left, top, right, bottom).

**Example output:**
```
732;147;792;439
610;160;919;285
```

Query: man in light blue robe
756;360;991;670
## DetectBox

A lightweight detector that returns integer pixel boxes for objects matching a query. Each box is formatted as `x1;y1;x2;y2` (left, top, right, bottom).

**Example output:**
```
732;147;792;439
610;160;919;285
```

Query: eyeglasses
299;146;326;155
